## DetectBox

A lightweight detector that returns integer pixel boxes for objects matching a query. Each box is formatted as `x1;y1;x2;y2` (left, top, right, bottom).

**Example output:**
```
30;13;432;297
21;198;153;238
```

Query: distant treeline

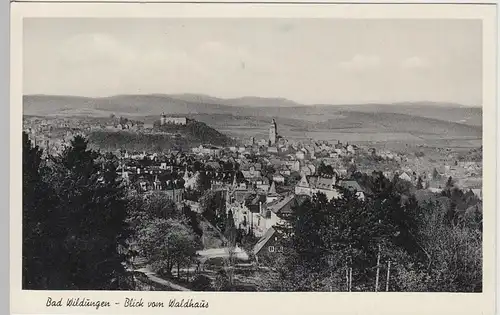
88;131;190;152
154;120;234;146
87;120;233;152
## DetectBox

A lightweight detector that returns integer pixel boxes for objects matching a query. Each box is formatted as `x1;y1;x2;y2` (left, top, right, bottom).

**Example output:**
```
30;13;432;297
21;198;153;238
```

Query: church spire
232;172;238;188
268;181;276;194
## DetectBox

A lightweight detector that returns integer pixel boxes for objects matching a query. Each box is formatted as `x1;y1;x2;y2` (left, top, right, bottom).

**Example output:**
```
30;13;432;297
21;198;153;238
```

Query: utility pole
329;255;333;292
385;260;391;292
375;243;381;292
345;264;349;291
348;267;353;292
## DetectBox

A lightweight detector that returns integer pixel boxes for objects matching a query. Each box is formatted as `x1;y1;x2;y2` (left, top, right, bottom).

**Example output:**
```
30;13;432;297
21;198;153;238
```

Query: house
295;174;340;200
338;180;366;200
256;177;270;192
205;161;221;171
307;164;316;175
183;170;200;190
253;227;283;265
267;146;278;154
258;193;297;232
272;174;285;184
266;182;280;203
399;172;412;182
471;188;482;200
300;165;314;176
291;160;301;172
184;200;201;213
242;169;262;181
192;145;221;157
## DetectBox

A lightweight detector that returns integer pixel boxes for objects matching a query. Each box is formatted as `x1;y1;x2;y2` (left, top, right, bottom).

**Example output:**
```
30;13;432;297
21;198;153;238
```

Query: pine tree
224;210;237;247
47;135;133;289
22;132;60;289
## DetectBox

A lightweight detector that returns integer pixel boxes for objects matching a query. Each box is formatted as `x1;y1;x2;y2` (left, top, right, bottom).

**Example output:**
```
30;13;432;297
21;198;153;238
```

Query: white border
10;3;497;315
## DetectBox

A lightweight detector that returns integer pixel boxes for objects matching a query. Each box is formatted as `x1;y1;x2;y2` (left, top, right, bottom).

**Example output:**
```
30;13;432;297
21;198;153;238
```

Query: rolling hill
23;94;482;146
24;94;482;125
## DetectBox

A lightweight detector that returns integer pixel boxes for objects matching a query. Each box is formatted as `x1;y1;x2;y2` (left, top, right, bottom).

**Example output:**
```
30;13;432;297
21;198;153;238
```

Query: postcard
10;1;497;315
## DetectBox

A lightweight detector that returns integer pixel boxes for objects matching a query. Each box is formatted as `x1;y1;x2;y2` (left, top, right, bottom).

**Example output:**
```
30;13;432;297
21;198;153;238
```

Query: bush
191;275;213;291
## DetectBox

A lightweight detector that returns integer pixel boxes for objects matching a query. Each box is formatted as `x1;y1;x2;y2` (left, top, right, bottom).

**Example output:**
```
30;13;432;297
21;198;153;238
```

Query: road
135;267;191;291
196;246;250;262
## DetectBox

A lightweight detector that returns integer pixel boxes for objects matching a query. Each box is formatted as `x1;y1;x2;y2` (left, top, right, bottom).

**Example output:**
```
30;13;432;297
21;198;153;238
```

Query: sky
23;18;482;106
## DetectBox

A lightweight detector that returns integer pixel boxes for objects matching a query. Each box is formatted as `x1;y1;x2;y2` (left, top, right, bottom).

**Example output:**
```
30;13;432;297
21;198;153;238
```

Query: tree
23;133;60;289
394;178;414;196
432;168;440;181
214;269;231;291
142;192;181;220
416;176;424;190
199;190;226;230
286;171;302;187
195;171;211;193
408;199;482;292
183;205;203;237
347;163;357;178
224;210;237;247
317;162;334;176
137;218;199;277
262;164;276;181
29;135;133;290
191;274;213;291
446;176;455;188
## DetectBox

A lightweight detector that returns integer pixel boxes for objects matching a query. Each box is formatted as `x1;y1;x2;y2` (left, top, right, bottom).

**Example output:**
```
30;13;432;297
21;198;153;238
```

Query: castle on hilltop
160;113;188;126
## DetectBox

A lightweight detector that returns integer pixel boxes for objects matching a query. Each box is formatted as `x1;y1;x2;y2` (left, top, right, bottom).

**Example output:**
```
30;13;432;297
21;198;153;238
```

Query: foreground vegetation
22;133;482;292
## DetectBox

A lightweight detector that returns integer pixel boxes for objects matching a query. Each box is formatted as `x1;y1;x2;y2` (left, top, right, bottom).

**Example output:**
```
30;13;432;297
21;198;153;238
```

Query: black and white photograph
20;15;488;295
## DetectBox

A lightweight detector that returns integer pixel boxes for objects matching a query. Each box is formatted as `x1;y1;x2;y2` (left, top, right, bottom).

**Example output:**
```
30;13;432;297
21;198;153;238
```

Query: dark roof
253;227;276;255
338;180;364;193
267;194;297;215
308;176;336;190
245;194;266;207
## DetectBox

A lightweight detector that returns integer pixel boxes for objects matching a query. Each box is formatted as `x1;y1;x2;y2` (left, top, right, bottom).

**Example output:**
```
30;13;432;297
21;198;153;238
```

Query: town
22;111;483;292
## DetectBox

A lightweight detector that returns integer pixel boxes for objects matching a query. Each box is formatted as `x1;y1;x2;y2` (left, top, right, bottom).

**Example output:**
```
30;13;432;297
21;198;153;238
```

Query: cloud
58;33;137;66
401;56;430;69
338;54;381;71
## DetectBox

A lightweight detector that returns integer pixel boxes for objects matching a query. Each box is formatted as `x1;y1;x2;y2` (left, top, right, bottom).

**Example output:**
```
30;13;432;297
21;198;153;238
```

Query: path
196;246;250;262
135;267;191;291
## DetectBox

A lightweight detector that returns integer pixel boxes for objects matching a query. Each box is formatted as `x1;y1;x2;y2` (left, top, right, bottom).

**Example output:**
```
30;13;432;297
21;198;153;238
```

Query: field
23;94;482;151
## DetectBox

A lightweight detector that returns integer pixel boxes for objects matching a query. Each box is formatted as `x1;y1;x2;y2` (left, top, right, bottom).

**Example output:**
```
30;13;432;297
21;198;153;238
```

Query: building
183;170;200;190
160;113;188;126
269;119;277;146
272;174;285;184
338;180;366;201
192;145;221;157
295;174;341;200
399;172;412;182
253;227;282;264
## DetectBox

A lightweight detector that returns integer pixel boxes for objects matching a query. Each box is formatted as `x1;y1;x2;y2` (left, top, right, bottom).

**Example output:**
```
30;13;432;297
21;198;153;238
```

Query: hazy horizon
24;18;482;107
23;92;479;108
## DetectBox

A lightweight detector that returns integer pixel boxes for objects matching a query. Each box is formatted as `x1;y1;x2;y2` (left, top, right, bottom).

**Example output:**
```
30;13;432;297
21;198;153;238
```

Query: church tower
161;112;167;126
269;119;277;146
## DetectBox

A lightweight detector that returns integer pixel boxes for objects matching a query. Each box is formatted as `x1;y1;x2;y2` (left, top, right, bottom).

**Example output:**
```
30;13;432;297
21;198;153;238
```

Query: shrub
191;274;213;291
